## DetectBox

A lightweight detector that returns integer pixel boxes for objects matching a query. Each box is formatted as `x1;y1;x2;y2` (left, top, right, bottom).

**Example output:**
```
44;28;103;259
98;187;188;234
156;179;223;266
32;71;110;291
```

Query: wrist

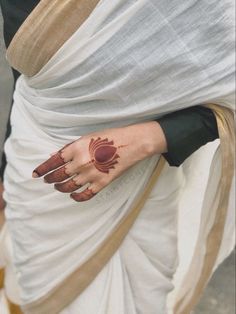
126;121;168;159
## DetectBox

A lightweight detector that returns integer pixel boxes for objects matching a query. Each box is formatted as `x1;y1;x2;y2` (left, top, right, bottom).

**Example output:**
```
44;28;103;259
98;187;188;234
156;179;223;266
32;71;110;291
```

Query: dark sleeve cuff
156;106;219;167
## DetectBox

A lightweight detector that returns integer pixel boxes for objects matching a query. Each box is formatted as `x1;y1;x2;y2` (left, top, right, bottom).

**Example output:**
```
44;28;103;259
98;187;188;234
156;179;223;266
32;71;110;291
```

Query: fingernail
54;184;60;190
70;193;77;200
32;171;39;178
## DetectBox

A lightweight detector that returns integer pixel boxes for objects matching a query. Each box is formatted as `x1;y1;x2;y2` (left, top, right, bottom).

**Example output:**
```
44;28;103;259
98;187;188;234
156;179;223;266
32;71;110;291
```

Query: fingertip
32;171;39;178
70;193;77;201
54;183;64;191
70;192;82;202
70;188;96;202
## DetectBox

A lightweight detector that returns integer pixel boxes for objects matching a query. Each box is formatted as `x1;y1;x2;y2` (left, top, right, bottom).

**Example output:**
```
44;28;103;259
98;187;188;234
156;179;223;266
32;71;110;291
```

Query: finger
32;142;75;178
70;179;104;202
54;177;82;193
44;165;72;183
55;171;94;193
70;187;97;202
44;151;89;184
32;152;65;178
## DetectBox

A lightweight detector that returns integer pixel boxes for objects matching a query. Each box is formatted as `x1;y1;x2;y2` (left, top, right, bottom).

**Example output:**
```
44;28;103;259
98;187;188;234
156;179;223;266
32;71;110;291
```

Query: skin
32;121;167;202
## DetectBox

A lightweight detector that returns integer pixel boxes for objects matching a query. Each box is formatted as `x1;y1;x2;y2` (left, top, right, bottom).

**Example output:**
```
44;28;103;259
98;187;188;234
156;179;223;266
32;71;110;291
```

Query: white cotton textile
2;0;235;313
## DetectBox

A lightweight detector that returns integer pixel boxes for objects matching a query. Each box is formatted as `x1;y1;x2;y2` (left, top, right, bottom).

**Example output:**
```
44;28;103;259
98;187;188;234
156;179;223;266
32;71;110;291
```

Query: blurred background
0;12;235;314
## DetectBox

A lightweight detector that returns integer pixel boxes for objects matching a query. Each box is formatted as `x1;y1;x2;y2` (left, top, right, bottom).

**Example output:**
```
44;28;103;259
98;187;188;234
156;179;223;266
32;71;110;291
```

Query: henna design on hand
33;152;65;178
44;165;71;183
32;137;127;202
32;141;75;178
88;137;126;174
71;188;96;202
55;179;82;193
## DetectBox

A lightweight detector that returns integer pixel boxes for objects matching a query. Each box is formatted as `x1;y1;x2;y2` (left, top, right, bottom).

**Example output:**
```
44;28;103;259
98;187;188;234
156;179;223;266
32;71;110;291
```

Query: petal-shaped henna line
94;158;119;173
88;137;127;174
90;138;114;152
71;188;96;202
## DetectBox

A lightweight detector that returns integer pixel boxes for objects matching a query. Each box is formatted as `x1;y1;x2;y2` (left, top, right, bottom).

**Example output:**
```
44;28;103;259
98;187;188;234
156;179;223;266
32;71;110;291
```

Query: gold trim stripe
6;0;101;77
0;268;4;289
174;105;235;313
7;300;24;314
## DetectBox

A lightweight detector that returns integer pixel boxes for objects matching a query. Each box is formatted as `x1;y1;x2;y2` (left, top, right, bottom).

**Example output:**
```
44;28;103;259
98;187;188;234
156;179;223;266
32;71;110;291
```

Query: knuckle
72;175;81;185
64;167;71;176
72;140;81;152
98;176;109;187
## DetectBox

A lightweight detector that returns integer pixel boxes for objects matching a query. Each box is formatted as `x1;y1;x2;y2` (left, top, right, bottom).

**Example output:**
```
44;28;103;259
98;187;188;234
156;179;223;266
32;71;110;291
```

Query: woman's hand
32;122;167;202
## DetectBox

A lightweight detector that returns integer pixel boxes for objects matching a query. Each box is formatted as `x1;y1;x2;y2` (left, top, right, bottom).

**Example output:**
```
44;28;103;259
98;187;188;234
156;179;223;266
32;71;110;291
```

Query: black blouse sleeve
157;106;219;167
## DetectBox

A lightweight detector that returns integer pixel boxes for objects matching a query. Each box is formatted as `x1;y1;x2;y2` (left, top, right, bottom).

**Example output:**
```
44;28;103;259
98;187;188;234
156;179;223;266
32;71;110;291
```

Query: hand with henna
32;122;167;202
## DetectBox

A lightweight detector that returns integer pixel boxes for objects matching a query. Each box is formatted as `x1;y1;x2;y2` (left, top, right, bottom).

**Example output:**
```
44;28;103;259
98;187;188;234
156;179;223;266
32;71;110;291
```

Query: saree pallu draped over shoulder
1;0;235;313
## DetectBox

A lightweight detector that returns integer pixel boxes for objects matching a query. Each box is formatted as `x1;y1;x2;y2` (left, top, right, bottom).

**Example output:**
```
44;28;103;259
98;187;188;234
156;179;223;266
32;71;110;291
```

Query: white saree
0;0;235;313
